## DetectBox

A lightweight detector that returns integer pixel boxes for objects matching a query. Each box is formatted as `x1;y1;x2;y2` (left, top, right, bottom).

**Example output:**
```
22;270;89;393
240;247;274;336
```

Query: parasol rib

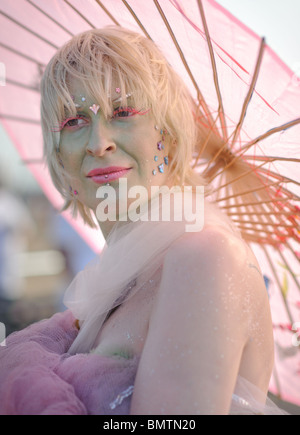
230;38;266;149
227;210;298;217
0;41;46;66
63;0;96;28
95;0;121;26
286;240;300;264
197;0;228;142
6;78;40;92
121;0;152;39
210;160;272;194
261;245;295;325
153;0;215;128
220;197;291;209
192;114;220;168
243;156;300;164
238;118;300;154
26;0;74;36
210;118;300;182
257;166;300;190
201;38;266;178
215;180;283;203
277;250;300;294
0;114;40;125
0;10;59;49
232;219;295;229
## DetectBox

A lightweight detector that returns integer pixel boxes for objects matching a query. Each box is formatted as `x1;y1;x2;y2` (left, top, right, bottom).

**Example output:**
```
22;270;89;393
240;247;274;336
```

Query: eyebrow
66;92;134;113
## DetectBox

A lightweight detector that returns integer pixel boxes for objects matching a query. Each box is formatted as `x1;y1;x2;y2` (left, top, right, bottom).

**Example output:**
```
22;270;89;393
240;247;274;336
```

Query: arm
130;226;266;415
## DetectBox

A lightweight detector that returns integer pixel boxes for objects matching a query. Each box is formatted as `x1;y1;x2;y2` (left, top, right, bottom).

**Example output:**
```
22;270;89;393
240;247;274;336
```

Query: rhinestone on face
164;156;169;165
158;163;164;173
157;141;163;151
152;169;157;175
154;156;158;162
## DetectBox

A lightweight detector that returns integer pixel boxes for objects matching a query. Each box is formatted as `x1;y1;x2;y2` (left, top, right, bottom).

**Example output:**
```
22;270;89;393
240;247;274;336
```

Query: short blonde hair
40;26;208;227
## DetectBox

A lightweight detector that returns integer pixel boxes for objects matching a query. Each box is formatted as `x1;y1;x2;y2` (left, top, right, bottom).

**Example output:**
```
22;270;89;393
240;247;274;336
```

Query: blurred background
0;123;96;334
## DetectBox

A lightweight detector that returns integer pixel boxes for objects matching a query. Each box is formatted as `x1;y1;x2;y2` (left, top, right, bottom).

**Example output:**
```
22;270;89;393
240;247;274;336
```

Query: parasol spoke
5;78;40;92
258;167;300;190
286;240;300;264
197;0;228;142
0;41;46;67
210;159;272;195
277;250;300;294
0;114;40;124
227;210;298;217
230;38;266;149
120;0;152;38
153;0;215;127
243;156;300;164
0;10;59;49
26;0;74;36
209;118;300;182
231;219;295;229
215;180;283;203
220;196;291;209
261;245;295;325
95;0;121;26
192;114;221;168
63;0;96;28
238;118;300;154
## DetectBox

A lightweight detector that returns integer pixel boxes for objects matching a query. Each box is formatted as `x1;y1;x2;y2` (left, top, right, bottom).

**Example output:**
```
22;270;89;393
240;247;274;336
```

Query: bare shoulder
131;226;272;413
160;224;266;306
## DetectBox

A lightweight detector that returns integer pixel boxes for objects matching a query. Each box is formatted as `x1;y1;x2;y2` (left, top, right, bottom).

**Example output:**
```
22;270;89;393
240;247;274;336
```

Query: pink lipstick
87;166;132;184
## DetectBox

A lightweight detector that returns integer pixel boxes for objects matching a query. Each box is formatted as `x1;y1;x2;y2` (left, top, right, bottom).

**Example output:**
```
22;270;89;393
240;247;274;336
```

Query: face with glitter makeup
57;79;173;227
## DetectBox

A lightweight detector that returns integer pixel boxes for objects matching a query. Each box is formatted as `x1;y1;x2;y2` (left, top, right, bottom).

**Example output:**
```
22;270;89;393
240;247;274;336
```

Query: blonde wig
40;26;208;227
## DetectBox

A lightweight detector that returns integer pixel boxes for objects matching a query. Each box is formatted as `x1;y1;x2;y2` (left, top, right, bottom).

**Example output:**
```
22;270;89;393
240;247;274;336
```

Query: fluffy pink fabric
0;311;138;415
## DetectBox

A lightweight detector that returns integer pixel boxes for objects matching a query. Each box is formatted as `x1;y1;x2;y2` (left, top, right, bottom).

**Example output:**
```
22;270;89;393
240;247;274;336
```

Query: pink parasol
0;0;299;407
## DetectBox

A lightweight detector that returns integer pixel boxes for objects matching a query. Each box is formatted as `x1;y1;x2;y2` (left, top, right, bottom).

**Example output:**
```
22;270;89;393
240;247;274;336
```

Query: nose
86;122;117;157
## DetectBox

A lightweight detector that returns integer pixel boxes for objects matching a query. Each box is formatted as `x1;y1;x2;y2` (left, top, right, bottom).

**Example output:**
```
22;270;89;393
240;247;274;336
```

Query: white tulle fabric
64;189;240;355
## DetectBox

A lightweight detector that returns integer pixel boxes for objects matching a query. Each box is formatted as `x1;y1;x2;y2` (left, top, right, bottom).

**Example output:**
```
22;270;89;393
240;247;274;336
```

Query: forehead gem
89;104;100;115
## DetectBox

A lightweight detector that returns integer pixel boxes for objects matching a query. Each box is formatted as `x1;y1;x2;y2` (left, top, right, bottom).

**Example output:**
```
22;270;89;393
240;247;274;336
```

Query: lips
87;166;132;184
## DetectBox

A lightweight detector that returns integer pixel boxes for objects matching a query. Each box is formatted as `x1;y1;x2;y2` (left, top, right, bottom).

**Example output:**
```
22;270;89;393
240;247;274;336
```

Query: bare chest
92;268;162;358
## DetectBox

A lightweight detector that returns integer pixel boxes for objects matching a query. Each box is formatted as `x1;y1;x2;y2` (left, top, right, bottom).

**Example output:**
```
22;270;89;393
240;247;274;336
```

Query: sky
217;0;300;70
1;0;300;194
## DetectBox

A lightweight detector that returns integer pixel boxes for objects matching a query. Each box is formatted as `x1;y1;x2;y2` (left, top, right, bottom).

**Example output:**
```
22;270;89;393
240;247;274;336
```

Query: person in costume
0;27;286;415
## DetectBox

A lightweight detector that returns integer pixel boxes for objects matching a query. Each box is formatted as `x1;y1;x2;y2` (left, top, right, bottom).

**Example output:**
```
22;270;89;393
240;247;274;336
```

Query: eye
60;116;89;130
112;107;141;119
